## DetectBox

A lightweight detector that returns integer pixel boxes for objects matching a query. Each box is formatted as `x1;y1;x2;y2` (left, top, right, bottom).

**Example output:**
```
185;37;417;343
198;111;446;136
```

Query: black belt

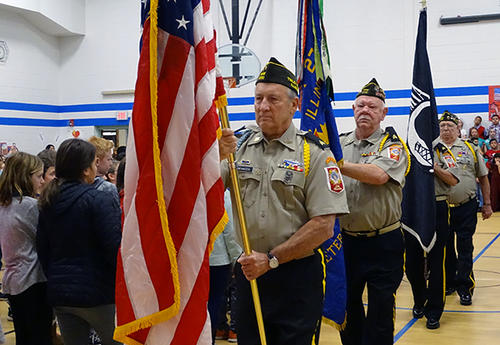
343;221;400;238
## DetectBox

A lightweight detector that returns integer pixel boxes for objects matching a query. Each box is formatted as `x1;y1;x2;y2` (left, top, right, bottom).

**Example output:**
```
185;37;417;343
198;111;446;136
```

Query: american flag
114;0;227;344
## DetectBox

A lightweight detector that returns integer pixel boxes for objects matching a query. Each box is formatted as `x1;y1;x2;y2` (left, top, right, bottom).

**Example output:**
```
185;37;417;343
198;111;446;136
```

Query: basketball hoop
223;77;237;92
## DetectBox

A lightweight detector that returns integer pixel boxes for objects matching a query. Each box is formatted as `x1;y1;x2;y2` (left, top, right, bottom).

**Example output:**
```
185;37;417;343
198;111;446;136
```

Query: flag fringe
215;94;228;109
322;314;347;331
208;211;229;255
113;300;182;345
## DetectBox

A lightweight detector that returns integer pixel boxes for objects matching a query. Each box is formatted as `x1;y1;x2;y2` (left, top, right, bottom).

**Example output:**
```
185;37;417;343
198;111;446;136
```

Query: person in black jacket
37;138;122;345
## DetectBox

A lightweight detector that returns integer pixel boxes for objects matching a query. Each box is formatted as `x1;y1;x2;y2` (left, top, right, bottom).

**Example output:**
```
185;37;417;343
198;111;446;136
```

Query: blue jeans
54;304;121;345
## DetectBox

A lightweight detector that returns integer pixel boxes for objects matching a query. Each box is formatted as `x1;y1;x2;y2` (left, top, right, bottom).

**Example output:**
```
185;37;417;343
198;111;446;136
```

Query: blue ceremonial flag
296;0;346;329
401;7;440;252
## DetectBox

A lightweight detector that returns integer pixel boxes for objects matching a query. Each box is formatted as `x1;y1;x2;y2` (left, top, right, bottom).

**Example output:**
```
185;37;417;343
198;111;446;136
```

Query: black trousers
234;253;323;345
340;229;404;345
446;198;477;295
405;200;449;320
208;264;231;343
8;282;53;345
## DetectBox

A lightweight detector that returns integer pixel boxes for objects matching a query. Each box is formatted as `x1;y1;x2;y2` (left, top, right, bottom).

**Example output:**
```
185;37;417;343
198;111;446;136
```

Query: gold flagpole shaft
218;104;267;345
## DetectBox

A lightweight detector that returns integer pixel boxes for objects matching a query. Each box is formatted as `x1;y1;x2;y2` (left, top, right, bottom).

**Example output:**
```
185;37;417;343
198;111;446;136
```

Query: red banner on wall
489;85;500;120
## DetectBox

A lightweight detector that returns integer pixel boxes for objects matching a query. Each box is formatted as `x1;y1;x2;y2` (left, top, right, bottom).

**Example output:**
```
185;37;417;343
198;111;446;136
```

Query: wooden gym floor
0;213;499;344
216;212;500;345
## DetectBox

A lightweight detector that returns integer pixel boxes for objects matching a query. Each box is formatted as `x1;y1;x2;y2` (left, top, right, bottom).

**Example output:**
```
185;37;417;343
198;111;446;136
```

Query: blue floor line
474;232;500;263
394;318;417;342
393;231;500;343
394;305;500;313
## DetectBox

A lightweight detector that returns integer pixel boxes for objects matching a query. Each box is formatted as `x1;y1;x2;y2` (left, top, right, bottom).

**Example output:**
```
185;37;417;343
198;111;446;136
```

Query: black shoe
459;292;472;306
445;287;456;296
412;306;424;319
426;317;440;329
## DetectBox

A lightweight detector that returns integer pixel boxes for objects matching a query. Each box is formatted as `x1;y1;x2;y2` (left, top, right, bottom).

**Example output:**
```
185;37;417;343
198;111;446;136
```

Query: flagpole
218;104;268;345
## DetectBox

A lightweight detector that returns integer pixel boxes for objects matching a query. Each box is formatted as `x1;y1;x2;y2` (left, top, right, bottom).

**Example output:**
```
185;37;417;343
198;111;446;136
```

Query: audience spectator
115;146;126;161
105;160;119;185
0;152;53;345
37;149;57;185
45;144;56;151
457;119;467;138
208;191;241;344
486;114;500;142
484;139;500;163
88;136;119;207
472;115;486;139
484;128;498;151
37;138;122;345
489;153;500;212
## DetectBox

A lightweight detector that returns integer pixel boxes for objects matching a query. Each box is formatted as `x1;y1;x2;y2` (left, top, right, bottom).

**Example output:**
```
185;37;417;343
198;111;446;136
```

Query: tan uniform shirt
339;128;408;231
221;124;349;254
433;138;460;197
447;138;488;204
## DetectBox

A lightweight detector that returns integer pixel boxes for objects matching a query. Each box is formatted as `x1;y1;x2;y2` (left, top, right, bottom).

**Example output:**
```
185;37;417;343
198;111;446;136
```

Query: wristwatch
267;252;279;269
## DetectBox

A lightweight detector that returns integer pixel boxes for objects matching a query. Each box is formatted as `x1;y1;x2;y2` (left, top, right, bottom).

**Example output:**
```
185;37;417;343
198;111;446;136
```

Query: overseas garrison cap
356;78;386;102
439;110;459;125
256;57;299;95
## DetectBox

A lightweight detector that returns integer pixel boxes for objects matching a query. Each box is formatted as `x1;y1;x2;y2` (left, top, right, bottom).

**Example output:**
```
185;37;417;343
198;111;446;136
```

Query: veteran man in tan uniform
440;111;492;306
405;123;460;330
219;57;349;345
338;79;409;345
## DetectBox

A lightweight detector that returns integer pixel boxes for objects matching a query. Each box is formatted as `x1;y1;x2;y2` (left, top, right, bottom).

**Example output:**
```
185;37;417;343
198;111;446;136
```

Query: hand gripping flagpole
217;99;268;345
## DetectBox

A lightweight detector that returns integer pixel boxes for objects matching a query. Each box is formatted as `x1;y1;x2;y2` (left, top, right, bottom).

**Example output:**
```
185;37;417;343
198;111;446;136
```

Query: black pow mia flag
401;8;440;252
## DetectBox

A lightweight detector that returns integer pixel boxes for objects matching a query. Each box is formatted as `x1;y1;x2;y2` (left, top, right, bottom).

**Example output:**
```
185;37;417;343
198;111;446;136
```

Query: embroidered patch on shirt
325;156;336;164
388;145;402;161
236;164;253;173
325;166;344;193
443;155;456;168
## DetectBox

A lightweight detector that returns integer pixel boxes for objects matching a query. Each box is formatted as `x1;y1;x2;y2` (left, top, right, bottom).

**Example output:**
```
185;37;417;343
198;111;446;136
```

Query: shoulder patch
434;142;448;153
304;132;329;150
384;126;402;143
388;144;402;161
236;129;253;150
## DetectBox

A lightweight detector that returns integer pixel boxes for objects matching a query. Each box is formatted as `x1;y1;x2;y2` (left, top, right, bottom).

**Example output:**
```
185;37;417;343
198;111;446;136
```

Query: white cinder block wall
1;0;500;153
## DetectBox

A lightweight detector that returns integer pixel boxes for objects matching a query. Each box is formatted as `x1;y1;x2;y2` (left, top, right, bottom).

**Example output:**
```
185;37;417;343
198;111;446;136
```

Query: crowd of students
459;114;500;211
0;138;126;345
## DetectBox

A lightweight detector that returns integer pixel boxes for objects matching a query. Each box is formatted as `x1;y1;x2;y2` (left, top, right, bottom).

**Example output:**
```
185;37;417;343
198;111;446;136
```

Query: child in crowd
472;115;486;139
484;139;500;163
0;152;53;345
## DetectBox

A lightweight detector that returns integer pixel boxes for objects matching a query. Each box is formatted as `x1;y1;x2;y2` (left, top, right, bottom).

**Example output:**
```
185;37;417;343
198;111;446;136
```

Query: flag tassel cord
217;100;268;345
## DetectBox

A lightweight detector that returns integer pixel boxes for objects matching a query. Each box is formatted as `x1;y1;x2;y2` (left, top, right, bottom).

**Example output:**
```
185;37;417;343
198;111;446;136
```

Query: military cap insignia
256;57;299;95
325;166;344;193
388;144;402;161
439;110;459;125
356;78;386;102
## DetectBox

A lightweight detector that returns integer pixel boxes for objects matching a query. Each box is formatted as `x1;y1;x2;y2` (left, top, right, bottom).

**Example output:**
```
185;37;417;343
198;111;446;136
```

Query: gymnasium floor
216;212;500;345
0;213;499;344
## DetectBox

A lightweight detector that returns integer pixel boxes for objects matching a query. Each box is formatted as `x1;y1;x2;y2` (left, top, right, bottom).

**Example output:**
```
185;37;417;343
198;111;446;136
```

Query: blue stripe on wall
0;85;491;127
0;117;130;127
0;102;489;127
0;101;134;113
